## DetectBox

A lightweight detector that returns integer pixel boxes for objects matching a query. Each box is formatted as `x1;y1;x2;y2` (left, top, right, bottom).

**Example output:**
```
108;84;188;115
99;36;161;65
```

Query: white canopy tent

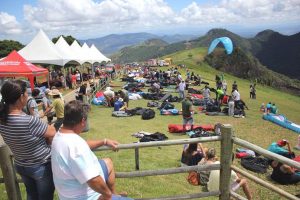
90;44;111;63
82;43;94;64
54;36;80;65
19;30;67;66
70;40;88;65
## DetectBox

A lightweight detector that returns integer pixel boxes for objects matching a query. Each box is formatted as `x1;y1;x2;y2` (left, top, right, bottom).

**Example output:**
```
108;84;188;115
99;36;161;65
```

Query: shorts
183;117;193;125
231;181;240;192
98;159;109;183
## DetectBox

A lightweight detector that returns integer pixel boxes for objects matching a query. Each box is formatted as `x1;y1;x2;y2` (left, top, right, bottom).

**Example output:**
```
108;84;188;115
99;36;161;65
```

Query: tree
52;35;80;46
0;40;24;58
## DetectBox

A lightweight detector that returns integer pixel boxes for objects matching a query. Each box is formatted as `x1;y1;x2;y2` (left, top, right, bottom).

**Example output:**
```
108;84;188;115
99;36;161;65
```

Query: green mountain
204;47;300;95
110;38;185;63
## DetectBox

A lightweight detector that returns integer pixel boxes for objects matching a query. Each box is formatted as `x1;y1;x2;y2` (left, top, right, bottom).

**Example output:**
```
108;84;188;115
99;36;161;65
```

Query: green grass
1;47;300;199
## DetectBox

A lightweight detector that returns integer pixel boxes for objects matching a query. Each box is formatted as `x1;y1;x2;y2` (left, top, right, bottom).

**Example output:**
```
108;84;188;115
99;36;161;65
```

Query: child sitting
260;103;265;113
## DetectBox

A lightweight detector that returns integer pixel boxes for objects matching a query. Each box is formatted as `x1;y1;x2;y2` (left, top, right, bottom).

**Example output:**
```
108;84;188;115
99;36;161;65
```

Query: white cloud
181;0;300;25
0;12;23;35
23;0;181;35
1;0;299;41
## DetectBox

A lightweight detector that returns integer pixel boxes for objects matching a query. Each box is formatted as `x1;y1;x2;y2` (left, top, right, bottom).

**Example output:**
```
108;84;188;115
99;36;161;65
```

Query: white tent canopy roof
70;40;87;65
55;36;80;65
19;29;67;66
90;44;111;63
81;43;93;64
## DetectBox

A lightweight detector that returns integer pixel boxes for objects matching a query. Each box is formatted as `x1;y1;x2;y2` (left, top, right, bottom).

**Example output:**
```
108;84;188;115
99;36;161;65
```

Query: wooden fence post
135;147;140;170
219;124;233;200
0;144;21;200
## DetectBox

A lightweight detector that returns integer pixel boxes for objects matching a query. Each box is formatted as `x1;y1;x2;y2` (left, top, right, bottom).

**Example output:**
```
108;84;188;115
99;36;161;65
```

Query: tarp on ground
0;50;48;89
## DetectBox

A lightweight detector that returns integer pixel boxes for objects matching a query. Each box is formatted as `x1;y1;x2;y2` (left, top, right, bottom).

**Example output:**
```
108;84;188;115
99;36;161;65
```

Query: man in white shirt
232;89;240;101
178;81;186;99
51;100;133;200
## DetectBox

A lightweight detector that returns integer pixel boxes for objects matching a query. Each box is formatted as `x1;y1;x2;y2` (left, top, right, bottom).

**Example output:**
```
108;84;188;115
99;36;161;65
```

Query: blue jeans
15;162;54;200
99;160;134;200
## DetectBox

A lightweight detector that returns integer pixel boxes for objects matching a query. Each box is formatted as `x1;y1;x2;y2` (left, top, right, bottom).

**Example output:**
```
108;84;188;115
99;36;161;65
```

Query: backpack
187;171;200;186
158;102;174;110
147;101;159;107
141;109;155;120
241;157;269;173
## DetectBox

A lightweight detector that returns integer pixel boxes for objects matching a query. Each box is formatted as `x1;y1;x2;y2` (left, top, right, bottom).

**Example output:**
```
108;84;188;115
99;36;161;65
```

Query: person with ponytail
0;79;56;200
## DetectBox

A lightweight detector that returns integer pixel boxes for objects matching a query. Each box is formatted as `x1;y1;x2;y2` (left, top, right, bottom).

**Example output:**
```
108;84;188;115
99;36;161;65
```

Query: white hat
48;89;61;96
106;87;113;91
118;98;123;102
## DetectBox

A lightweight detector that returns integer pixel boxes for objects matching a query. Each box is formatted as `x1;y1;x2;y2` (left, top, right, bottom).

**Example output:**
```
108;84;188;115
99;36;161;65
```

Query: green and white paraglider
208;37;233;55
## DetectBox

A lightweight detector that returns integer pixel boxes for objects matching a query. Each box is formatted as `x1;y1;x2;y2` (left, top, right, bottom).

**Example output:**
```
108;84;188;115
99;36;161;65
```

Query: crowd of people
0;63;299;200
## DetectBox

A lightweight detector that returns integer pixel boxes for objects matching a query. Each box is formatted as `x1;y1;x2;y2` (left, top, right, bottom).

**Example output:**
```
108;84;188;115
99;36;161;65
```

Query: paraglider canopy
208;37;233;55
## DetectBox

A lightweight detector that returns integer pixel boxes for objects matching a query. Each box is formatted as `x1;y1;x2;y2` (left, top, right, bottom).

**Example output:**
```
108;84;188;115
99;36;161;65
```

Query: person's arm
87;176;112;200
86;139;119;151
44;125;56;144
281;164;295;174
43;105;53;116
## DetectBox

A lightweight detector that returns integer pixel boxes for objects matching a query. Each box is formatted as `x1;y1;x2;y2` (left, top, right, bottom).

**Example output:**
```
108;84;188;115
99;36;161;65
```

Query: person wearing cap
182;94;194;132
268;139;293;158
206;148;252;200
44;89;64;131
51;100;133;200
103;87;115;107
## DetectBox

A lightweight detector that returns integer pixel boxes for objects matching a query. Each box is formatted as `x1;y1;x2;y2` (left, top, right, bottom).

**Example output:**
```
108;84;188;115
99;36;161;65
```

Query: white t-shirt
232;90;240;101
51;132;105;200
178;82;185;91
207;161;238;192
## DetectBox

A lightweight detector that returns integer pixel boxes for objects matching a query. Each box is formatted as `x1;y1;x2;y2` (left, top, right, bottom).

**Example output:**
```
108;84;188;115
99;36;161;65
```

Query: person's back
52;132;103;199
271;104;277;114
182;98;192;118
114;98;124;111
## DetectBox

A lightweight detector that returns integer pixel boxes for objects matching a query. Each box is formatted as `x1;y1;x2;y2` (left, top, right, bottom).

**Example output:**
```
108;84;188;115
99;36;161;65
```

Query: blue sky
0;0;299;43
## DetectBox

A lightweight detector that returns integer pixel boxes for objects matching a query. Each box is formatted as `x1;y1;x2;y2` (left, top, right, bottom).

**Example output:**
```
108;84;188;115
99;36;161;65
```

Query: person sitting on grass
51;100;133;200
268;139;294;159
269;160;300;185
207;149;252;200
181;143;205;166
270;103;278;114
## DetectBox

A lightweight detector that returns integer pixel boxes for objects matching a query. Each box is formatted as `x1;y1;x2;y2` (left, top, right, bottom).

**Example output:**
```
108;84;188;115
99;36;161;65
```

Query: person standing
182;94;194;132
228;96;235;116
202;85;211;108
178;80;186;99
232;81;238;91
78;83;88;103
44;89;64;131
0;80;56;200
27;88;41;117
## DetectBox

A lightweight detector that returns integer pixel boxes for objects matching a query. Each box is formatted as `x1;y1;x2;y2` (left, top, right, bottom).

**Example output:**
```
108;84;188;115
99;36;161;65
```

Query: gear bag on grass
241;157;269;173
140;132;168;142
141;108;155;120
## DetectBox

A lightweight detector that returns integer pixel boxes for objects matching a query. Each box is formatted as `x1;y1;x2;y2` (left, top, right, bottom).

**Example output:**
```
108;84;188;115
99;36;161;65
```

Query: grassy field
1;47;300;199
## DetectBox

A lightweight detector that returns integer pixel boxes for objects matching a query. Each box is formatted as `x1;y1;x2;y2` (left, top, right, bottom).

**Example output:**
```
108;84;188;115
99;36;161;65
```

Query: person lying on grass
51;100;133;200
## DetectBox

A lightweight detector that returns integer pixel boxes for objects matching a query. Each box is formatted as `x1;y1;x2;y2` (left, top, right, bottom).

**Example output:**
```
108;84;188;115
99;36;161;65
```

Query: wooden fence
1;125;300;200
